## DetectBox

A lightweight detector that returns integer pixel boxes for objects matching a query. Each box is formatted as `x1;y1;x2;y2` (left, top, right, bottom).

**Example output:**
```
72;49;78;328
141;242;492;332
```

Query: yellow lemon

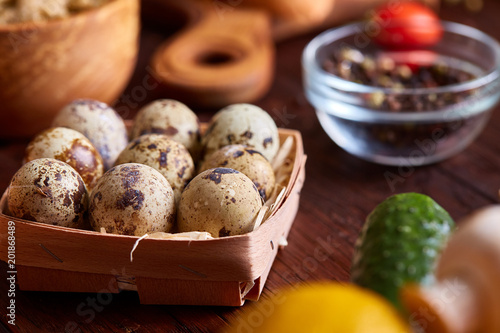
225;282;411;333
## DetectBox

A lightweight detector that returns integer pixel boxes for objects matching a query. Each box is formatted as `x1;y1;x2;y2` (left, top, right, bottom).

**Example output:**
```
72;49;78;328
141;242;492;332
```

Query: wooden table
1;1;500;332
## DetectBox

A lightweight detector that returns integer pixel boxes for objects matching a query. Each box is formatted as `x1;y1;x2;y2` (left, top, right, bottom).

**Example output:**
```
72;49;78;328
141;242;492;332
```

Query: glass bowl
302;21;500;166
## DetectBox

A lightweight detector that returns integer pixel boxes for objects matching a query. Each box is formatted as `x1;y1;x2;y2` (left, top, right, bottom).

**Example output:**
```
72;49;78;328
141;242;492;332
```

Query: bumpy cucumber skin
351;193;454;310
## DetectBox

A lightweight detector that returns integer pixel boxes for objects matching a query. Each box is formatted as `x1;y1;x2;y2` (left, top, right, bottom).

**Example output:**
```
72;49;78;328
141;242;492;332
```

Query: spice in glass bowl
321;45;485;153
320;46;482;154
322;46;476;112
302;19;500;166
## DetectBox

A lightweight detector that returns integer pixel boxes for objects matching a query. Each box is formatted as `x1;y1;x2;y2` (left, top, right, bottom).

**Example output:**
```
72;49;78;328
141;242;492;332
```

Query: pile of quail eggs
7;99;281;238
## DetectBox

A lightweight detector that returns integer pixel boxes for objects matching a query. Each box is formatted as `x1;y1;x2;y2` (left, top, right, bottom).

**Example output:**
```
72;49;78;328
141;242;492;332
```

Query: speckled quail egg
24;127;104;191
131;99;201;158
7;158;88;228
89;163;176;236
177;168;263;237
202;103;279;163
114;134;195;204
200;144;275;201
52;99;129;170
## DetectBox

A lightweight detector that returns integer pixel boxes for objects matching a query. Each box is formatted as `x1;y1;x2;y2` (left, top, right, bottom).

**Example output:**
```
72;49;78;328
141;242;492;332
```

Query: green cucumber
351;192;454;310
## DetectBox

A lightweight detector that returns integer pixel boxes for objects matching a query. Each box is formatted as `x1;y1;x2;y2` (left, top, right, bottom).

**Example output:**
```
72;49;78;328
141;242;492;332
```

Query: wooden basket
0;128;306;306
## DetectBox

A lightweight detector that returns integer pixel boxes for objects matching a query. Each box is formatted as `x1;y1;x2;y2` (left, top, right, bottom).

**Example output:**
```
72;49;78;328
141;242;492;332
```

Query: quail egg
52;99;129;169
131;99;201;158
89;163;176;236
7;158;88;228
114;134;195;204
24;127;104;191
177;168;263;237
202;103;279;162
200;144;275;201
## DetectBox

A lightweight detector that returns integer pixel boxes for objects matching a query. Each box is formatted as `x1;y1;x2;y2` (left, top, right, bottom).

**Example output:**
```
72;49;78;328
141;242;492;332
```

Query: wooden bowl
0;0;140;139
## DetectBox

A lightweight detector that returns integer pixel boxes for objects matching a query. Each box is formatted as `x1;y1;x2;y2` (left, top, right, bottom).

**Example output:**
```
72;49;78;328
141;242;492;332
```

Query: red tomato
372;1;443;49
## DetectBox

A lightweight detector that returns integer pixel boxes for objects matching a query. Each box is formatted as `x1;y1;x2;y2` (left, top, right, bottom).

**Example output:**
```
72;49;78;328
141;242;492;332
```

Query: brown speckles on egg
219;227;231;237
202;167;239;185
7;158;88;229
21;212;36;221
115;134;194;204
36;186;52;198
113;219;137;236
159;151;168;167
66;140;102;189
25;127;104;191
201;103;279;162
119;167;140;189
71;215;81;225
253;180;263;193
164;126;179;136
89;163;175;236
131;100;201;159
129;139;142;150
52;100;128;170
241;131;253;139
116;189;144;210
199;145;276;201
233;150;244;158
245;149;262;156
177;168;262;238
63;193;72;207
74;99;108;110
177;166;187;179
159;147;171;168
263;137;273;148
72;176;87;216
167;213;176;228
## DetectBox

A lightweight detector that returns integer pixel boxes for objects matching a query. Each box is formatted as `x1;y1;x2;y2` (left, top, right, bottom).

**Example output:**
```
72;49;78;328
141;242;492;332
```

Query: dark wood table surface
1;1;500;332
